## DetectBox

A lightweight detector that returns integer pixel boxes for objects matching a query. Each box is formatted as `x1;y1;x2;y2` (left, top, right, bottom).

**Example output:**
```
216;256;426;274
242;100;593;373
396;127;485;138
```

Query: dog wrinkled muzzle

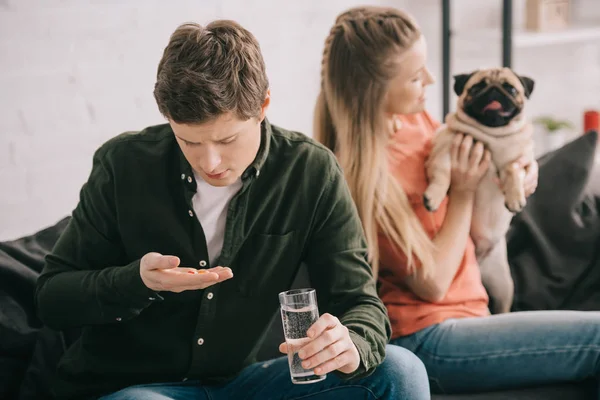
464;85;522;128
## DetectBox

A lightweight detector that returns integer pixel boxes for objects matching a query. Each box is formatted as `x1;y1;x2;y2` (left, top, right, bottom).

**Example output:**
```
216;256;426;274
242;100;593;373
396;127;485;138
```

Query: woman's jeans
391;311;600;396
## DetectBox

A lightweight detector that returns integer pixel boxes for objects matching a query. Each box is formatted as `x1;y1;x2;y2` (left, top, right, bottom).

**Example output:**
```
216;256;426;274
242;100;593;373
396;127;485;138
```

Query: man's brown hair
154;20;269;124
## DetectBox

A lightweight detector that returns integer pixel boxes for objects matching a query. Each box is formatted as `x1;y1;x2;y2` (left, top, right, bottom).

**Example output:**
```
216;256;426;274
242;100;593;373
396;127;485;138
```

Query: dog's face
454;68;534;128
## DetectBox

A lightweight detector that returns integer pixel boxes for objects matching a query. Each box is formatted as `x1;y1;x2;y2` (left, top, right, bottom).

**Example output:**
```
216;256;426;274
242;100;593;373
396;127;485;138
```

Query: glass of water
279;288;326;384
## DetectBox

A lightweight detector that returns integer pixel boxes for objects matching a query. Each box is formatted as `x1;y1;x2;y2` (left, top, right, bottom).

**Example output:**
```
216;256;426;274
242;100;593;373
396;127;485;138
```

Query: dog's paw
423;195;435;212
504;194;527;213
423;185;446;212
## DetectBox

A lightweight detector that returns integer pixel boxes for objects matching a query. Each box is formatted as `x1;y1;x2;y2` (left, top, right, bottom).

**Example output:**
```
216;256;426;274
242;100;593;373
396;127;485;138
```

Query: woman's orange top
378;111;490;339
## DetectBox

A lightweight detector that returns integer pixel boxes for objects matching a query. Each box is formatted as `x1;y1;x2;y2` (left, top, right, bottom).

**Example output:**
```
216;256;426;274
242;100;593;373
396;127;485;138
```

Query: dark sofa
3;131;599;399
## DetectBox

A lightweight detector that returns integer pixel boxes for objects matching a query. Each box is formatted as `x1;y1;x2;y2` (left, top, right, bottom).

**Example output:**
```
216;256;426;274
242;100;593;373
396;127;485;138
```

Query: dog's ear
518;75;535;98
453;72;475;96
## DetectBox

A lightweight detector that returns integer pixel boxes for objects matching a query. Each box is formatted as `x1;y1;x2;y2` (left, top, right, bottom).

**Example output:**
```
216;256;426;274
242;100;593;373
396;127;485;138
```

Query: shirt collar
176;117;272;184
243;117;272;179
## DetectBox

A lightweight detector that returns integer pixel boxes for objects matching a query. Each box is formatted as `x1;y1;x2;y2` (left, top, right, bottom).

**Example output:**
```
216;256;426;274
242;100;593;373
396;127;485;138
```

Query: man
35;20;428;400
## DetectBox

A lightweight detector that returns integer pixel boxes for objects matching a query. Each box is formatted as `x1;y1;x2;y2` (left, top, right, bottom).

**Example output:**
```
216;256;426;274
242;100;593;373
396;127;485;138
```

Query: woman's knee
375;344;430;399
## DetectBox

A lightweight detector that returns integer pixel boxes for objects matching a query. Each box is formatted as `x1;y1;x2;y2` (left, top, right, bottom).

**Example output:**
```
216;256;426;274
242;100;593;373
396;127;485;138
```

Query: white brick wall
1;0;599;240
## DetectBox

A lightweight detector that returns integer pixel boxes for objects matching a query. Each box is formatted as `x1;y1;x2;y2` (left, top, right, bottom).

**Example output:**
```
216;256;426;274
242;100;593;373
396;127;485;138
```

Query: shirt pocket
233;230;300;298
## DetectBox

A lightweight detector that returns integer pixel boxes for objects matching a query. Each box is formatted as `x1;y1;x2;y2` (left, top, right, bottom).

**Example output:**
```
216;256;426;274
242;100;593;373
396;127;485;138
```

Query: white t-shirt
191;172;242;266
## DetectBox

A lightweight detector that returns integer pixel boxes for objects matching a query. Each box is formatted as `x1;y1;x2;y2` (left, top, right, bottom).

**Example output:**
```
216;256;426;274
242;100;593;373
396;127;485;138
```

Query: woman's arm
405;134;490;302
405;190;474;302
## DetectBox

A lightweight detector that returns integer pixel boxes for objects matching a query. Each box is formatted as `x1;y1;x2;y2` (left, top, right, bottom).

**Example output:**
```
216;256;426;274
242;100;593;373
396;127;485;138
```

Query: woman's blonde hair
314;6;434;277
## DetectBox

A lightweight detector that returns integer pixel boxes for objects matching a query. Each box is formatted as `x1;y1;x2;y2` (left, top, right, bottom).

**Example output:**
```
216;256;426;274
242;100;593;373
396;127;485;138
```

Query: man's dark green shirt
35;119;391;399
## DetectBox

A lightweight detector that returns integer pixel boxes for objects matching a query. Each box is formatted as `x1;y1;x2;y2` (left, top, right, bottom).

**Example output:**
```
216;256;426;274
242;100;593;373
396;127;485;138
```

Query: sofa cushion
507;130;600;311
0;217;70;400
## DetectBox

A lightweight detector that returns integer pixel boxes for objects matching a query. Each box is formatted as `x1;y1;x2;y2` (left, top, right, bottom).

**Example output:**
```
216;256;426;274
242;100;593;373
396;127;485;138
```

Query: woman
314;5;600;395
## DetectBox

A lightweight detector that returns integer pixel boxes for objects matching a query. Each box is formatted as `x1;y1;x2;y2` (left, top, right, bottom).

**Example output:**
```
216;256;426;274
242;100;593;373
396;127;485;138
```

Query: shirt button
149;297;156;301
181;173;185;180
116;317;122;322
187;176;193;183
207;292;214;300
199;260;207;267
255;169;260;177
197;338;205;346
188;210;194;217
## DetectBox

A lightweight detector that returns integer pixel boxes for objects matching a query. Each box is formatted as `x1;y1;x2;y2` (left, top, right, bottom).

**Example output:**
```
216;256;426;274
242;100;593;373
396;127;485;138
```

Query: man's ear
518;75;535;98
260;90;271;121
453;72;476;96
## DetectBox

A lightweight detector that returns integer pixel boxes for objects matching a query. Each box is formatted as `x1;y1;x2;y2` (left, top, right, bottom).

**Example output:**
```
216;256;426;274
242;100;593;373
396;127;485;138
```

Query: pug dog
423;67;536;314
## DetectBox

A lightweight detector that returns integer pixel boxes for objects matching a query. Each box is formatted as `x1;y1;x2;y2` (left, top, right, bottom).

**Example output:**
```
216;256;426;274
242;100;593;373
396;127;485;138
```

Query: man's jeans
99;345;429;400
392;311;600;396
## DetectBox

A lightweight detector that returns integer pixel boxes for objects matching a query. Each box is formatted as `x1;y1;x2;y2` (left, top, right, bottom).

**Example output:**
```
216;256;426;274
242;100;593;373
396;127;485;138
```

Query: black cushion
0;217;70;400
508;130;600;311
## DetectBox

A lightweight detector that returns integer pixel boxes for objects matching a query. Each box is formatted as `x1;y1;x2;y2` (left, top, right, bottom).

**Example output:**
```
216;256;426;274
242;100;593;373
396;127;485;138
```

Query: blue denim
391;311;600;396
98;345;430;400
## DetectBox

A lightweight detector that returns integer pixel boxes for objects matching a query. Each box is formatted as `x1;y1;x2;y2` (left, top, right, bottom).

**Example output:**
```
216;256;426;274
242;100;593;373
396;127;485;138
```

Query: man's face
170;96;270;187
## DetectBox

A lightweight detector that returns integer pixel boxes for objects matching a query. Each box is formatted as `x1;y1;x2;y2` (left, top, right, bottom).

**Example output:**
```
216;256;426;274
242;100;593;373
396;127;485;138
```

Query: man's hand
278;313;360;375
140;252;233;293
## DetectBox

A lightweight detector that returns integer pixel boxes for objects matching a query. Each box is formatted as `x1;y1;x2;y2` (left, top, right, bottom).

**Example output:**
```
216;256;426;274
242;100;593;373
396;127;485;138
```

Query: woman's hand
450;133;491;195
512;155;539;198
492;155;538;198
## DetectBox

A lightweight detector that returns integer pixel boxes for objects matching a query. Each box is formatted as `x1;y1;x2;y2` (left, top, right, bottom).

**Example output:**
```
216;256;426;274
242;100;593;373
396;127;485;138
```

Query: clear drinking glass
279;288;326;384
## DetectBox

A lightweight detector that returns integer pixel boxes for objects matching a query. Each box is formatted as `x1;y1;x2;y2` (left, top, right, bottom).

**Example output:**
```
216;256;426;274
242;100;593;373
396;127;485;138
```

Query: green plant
533;116;574;133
